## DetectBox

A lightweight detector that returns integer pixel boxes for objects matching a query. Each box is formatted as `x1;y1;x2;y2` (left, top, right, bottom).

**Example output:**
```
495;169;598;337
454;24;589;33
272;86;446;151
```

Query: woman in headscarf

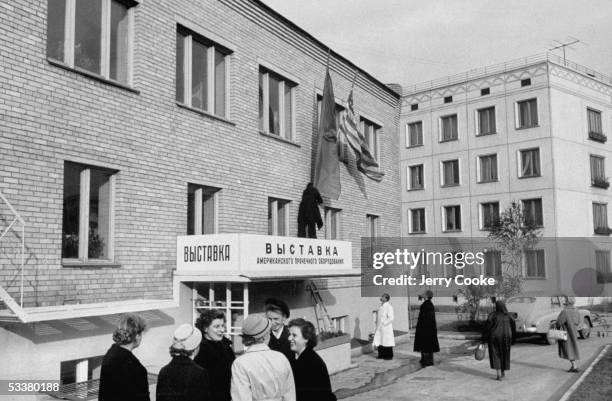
194;309;235;401
413;290;440;367
482;300;516;380
556;296;581;372
99;313;150;401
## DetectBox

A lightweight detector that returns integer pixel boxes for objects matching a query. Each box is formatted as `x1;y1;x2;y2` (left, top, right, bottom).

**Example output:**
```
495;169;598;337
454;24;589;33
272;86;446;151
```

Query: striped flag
338;90;384;182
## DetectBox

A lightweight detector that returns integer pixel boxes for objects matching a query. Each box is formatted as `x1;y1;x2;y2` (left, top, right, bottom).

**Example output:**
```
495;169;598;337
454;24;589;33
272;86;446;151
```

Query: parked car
506;295;592;344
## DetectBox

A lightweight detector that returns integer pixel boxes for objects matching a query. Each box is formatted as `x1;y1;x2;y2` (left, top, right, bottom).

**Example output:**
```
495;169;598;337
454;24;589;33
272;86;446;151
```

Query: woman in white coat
373;293;395;360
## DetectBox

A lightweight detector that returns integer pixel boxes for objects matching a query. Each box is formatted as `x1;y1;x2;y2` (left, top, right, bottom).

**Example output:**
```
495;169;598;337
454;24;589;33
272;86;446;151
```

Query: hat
241;314;270;339
265;298;290;318
172;324;202;351
421;290;434;299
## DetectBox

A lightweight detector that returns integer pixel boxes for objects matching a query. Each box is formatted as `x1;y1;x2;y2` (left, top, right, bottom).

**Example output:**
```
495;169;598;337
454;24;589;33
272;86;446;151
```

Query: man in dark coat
482;300;516;380
413;290;440;367
297;183;323;238
266;298;294;361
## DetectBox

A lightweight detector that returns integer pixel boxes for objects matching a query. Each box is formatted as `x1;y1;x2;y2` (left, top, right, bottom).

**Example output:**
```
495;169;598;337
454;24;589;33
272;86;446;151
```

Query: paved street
332;336;612;401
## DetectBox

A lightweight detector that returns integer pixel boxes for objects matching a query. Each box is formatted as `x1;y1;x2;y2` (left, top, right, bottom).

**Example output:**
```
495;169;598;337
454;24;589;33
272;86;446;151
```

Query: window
444;258;457;278
521;78;531;87
522;198;543;227
481;202;500;229
595;250;611;283
62;162;115;261
477;107;496;136
517;98;538;128
525;249;545;278
362;118;381;163
324;207;341;240
442;159;460;186
478;154;498;182
176;26;231;117
520;148;541;178
61;355;104;385
484;251;502;276
444;96;453;104
47;0;134;84
187;184;219;235
268;198;290;236
481;88;490;96
590;155;608;188
411;103;419;111
588;108;606;142
440;114;458;141
410;208;426;234
593;203;609;235
407;122;423;147
366;214;379;238
260;68;296;140
408;164;424;190
443;205;461;231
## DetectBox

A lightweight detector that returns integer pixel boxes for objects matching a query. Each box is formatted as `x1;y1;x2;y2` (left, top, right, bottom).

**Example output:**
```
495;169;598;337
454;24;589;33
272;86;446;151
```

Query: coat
156;355;211;401
98;344;150;401
297;185;323;228
373;302;395;347
483;311;516;370
231;343;296;401
290;347;336;401
194;337;235;401
269;326;294;361
413;299;440;353
557;306;581;361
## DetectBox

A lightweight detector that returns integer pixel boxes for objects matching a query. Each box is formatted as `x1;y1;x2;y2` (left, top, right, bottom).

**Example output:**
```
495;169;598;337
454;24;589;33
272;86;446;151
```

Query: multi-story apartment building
400;54;612;300
0;0;401;386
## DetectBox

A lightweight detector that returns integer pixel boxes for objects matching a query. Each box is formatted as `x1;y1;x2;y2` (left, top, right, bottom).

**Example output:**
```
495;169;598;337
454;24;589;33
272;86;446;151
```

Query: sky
260;0;612;87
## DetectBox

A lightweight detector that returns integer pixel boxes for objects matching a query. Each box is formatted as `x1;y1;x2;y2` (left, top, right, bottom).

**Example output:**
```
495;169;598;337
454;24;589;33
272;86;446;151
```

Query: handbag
474;343;486;361
548;329;567;341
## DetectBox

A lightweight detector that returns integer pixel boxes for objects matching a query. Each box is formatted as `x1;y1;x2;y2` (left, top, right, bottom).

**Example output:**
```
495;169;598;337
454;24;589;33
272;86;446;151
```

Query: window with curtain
521;198;543;227
442;160;460;186
588;108;603;134
440;114;458;141
444;205;461;231
593;203;608;233
479;154;498;182
407;121;423;147
268;198;290;236
590;155;607;187
595;250;611;279
520;148;540;177
409;164;424;190
324;207;341;240
525;249;545;277
187;184;220;235
477;107;496;136
484;251;502;276
517;99;538;128
410;208;426;233
481;202;500;229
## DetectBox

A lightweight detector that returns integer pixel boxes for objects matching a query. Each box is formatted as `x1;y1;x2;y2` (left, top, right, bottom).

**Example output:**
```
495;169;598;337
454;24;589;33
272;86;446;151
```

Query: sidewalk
332;336;612;401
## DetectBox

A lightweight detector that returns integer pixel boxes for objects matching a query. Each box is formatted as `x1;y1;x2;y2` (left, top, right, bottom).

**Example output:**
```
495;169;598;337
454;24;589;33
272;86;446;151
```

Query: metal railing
0;189;25;307
404;53;612;95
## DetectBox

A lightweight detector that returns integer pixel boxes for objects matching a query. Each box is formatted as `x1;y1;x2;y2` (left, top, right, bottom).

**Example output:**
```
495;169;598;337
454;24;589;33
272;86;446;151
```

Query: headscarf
495;300;508;314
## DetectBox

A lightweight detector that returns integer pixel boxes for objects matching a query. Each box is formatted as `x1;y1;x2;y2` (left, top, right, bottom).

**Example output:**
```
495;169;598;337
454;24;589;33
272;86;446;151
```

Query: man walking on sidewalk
414;290;440;367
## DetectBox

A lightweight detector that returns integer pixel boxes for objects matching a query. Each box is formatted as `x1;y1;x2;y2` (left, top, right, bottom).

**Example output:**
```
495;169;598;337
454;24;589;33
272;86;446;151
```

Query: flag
313;68;341;199
338;90;384;181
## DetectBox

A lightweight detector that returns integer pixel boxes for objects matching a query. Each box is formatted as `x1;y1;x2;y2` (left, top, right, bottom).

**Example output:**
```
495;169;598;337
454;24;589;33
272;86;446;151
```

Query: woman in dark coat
556;296;581;372
413;290;440;367
99;313;150;401
194;309;235;401
297;183;323;238
288;318;336;401
156;323;211;401
482;301;516;380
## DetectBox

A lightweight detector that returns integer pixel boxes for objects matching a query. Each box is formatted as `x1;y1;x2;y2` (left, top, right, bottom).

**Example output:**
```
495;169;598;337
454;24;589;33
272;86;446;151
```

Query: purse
548;329;567;341
474;343;486;361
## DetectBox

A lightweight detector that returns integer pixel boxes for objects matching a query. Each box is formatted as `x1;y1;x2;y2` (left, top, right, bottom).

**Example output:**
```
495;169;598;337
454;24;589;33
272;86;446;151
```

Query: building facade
400;54;612;300
0;0;402;386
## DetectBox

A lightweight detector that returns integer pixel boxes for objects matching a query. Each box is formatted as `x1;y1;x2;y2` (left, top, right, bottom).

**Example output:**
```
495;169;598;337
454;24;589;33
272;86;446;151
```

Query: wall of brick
0;0;401;307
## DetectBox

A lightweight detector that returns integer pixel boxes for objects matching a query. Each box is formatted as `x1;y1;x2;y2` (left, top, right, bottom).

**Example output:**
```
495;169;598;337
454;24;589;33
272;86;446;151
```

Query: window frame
439;114;458;142
187;184;220;235
442;205;462;232
480;201;500;230
518;148;541;178
593;202;609;234
406;121;423;148
441;159;460;187
268;197;290;236
587;108;603;135
47;0;135;86
524;249;546;278
516;98;539;129
324;207;342;240
407;164;424;190
476;106;496;136
409;208;426;234
521;198;543;227
260;67;297;141
176;25;232;118
484;250;502;277
361;117;382;165
478;153;498;183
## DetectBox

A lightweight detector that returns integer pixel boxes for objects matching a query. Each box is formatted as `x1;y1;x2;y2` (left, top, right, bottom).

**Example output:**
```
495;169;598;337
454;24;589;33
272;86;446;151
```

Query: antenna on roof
548;37;582;66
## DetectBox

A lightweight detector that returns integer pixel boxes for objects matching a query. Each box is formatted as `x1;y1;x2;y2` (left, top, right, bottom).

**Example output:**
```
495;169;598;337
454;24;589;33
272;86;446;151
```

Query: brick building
0;0;401;385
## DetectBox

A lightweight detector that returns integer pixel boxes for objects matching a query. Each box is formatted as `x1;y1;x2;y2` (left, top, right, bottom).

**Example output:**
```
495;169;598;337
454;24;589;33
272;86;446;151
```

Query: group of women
482;297;582;380
98;309;335;401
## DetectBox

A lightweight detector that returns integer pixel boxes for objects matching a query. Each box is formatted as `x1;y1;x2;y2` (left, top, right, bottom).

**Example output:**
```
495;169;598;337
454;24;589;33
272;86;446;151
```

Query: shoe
501;371;505;378
496;376;501;381
568;368;579;373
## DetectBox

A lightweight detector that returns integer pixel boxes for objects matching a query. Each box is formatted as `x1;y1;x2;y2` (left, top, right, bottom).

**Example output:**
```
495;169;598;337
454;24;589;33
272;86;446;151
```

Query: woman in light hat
156;323;211;401
99;313;150;401
556;296;581;372
231;314;296;401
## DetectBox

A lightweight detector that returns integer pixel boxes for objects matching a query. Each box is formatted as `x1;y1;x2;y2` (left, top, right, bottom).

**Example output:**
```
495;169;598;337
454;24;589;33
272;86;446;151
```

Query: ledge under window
524;276;546;280
441;183;460;188
518;174;541;179
516;125;540;131
443;229;462;233
48;58;140;94
439;138;458;143
478;179;498;184
259;131;301;148
409;231;426;235
476;131;497;137
176;103;236;126
62;259;121;268
407;144;424;149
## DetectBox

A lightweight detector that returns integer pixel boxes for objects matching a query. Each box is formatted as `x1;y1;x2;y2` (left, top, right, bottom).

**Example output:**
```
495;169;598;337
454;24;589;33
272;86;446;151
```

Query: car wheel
579;318;591;339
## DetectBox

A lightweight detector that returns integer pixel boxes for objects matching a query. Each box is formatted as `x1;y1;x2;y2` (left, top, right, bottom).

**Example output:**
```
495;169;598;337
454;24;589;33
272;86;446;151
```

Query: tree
488;201;542;299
